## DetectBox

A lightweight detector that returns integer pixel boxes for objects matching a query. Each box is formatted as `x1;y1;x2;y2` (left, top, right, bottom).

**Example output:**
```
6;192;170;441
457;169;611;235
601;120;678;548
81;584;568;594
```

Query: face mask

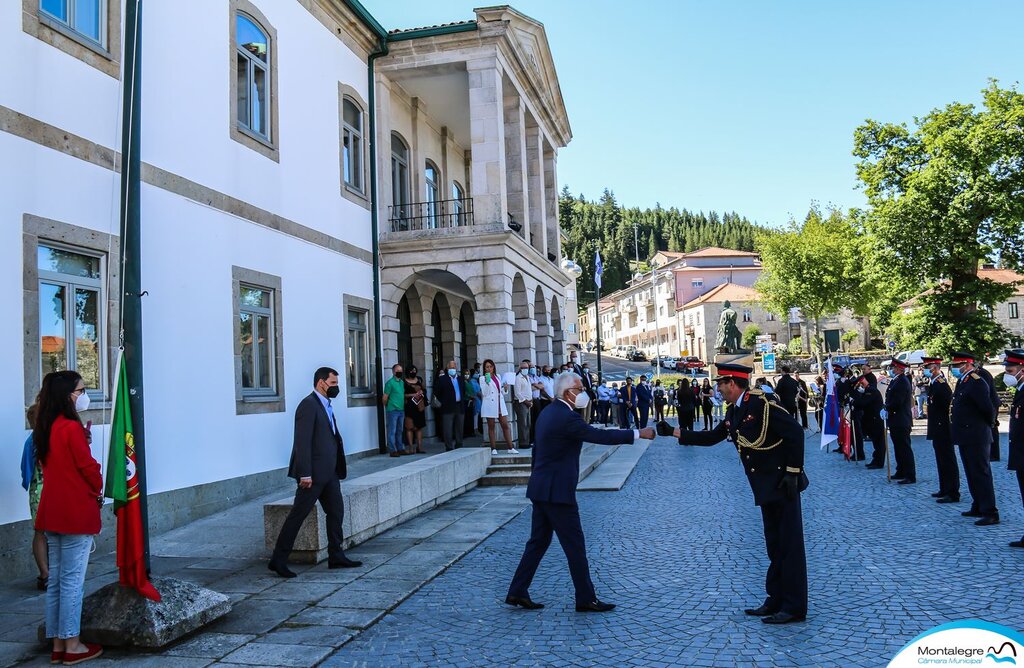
75;392;90;412
760;385;773;394
856;386;865;394
326;385;340;399
394;371;403;378
951;367;963;379
573;390;590;409
529;368;537;376
1004;371;1021;388
521;369;529;376
447;369;457;377
922;369;933;378
583;367;589;373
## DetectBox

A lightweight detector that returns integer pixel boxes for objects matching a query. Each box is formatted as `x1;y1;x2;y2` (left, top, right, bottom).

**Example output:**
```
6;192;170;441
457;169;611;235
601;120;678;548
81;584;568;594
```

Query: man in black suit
1002;350;1024;546
674;363;808;624
775;366;799;419
951;352;999;526
922;356;959;503
975;364;1003;462
434;360;465;451
269;367;362;577
853;376;886;468
794;372;810;429
884;358;915;483
506;373;654;612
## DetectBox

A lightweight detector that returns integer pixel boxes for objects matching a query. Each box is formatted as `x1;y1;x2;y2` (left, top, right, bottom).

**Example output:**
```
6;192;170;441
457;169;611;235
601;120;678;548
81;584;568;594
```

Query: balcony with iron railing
388;197;474;232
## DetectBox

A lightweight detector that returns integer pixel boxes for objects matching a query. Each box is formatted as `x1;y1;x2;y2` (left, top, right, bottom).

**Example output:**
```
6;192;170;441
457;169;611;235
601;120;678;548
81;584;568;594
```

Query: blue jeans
45;533;92;639
386;410;405;453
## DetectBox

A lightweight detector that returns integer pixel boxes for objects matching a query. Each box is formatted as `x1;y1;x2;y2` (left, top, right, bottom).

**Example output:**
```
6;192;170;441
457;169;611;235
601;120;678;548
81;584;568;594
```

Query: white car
661;357;677;369
895;349;926;365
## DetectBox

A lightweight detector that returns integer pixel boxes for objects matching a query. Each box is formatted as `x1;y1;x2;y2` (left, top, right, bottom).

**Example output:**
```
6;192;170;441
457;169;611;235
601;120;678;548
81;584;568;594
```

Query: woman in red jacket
34;371;103;665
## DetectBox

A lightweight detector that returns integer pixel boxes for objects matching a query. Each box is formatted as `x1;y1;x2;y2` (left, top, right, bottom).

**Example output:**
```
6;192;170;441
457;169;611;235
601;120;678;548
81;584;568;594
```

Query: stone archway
534;287;551;367
512;273;533;368
551;296;564;366
459;302;478;372
430;292;455;378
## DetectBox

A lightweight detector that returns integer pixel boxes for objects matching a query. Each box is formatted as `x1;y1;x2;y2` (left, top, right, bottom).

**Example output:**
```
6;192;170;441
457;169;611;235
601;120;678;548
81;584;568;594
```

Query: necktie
326;399;336;434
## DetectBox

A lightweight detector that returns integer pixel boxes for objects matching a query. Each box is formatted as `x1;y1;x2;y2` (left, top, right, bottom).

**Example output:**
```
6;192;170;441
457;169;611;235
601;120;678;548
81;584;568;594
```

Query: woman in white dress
479;359;516;455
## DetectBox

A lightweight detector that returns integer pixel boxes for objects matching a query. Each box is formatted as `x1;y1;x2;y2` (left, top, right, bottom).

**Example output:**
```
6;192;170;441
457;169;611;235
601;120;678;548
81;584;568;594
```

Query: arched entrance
512;273;532;366
551;296;564;366
534;287;551;367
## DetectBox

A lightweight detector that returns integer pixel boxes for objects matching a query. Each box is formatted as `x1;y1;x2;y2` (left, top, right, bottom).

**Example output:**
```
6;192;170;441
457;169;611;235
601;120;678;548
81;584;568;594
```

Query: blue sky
365;1;1024;227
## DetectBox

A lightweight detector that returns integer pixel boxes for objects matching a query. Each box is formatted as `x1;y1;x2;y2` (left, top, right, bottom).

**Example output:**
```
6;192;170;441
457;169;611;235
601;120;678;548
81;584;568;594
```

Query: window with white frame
742;308;752;322
425;161;440;228
236;13;270;139
452;181;466;226
40;0;105;46
239;284;276;394
342;97;363;193
767;312;775;321
1010;302;1019;319
37;244;104;395
691;278;703;289
391;133;410;221
346;308;369;392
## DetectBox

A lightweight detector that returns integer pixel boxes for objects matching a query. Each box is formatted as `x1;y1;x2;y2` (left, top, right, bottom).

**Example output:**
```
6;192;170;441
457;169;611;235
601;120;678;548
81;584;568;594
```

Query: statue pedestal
712;352;755;379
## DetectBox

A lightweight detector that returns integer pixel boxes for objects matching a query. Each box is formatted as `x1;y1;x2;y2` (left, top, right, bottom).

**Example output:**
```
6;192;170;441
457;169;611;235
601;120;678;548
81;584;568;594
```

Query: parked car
896;349;926;365
628;350;647;362
675;356;705;372
660;357;677;370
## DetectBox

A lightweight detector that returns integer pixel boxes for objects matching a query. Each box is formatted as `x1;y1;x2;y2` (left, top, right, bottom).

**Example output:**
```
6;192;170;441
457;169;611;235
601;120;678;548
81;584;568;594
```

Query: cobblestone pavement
325;431;1024;668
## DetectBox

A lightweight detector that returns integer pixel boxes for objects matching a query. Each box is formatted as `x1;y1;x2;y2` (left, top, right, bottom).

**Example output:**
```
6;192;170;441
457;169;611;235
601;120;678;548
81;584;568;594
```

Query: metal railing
388;197;474;232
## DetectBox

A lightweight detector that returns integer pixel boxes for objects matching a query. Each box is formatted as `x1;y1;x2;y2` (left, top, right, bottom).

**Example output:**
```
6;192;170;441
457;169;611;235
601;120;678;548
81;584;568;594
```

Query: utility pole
652;265;662;380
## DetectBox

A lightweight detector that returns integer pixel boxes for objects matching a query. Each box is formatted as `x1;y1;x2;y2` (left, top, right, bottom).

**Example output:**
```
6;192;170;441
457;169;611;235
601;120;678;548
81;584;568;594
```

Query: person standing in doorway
270;367;362;577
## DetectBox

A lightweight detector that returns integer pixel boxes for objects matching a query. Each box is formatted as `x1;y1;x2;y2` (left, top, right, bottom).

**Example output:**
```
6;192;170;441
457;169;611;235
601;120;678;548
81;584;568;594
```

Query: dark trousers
890;425;915;480
272;476;346;564
959;440;997;516
679;409;695;432
514;402;532;449
638;403;651;428
654;401;666;422
851;416;865;460
508;501;596;605
463;405;476;436
440;410;464;451
931;436;960;498
622;405;639;429
759;495;807;617
597;400;610;425
866;419;886;466
1017;469;1024;513
991;425;1001;462
798;402;809;429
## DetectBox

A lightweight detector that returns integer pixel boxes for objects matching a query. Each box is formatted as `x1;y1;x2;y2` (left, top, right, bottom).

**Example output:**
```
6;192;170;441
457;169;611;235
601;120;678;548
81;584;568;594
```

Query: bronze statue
715;300;743;353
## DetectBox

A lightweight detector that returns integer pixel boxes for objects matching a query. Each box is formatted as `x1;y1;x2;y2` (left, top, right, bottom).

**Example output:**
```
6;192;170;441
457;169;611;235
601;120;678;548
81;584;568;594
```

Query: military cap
921;356;943;365
890;357;909;370
713;363;753;382
950;351;976;364
1003;349;1024;366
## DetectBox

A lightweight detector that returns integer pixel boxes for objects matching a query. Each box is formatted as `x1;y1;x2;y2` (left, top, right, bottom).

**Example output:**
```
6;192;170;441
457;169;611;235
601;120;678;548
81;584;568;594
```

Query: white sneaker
509;448;520;455
491;449;498;455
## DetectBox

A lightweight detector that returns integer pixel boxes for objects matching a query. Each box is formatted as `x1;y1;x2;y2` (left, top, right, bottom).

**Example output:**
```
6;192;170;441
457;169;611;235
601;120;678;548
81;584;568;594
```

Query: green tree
741;324;763;349
754;206;868;368
853;80;1024;356
841;330;859;352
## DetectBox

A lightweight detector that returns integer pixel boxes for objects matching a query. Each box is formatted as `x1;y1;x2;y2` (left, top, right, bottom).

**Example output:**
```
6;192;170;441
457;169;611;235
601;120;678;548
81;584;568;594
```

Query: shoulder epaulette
747;389;764;397
933;376;946;384
968;372;981;380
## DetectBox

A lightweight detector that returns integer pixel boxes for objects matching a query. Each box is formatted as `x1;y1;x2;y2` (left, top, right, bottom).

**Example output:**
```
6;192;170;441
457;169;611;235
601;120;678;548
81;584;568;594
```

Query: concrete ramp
576;441;650;491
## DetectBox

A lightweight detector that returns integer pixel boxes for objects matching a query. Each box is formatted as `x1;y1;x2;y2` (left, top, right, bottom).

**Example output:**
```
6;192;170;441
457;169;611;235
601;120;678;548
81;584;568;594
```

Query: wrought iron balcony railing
388;197;474;232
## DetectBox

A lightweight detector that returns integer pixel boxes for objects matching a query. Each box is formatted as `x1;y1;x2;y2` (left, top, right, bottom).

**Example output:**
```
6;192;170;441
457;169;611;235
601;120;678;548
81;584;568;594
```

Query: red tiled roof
898;268;1024;308
681;246;760;258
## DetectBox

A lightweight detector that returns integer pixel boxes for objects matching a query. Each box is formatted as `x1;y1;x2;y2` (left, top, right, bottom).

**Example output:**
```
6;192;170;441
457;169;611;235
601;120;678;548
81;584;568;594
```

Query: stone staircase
478;444;618;487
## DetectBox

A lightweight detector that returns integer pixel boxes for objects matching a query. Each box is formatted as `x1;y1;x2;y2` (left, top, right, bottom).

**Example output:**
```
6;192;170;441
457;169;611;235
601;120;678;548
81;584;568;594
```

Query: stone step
478;471;531;486
489;455;533;465
486;464;532;475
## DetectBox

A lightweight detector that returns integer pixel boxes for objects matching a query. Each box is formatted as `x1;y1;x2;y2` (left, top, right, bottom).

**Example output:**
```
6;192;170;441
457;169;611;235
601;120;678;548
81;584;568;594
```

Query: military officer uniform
676;363;807;623
923;357;959;502
950;352;999;525
831;363;849;453
975;365;1003;462
1002;350;1024;547
852;376;885;466
885;359;916;483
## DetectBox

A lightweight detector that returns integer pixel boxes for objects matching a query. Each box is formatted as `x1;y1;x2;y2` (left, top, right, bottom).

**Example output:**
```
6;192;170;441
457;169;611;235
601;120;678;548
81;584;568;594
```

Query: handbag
431;395;441;409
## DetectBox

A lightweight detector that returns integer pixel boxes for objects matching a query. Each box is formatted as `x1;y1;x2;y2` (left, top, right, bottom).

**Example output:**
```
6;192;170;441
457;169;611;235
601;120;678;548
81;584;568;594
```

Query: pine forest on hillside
558;186;768;307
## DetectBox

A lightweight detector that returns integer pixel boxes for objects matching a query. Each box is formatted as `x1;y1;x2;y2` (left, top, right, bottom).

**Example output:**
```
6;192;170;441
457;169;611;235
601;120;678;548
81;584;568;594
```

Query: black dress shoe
975;516;1000;526
936;496;960;504
268;560;296;578
1009;537;1024;548
744;604;780;617
576;600;616;612
761;611;806;624
505;595;544;610
864;463;883;469
930;491;944;498
898;478;916;485
962;510;983;518
328;556;363;568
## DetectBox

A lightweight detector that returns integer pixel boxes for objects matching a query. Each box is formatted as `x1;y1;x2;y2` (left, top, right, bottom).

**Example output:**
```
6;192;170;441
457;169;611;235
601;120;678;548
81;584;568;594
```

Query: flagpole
118;0;149;569
594;251;603;384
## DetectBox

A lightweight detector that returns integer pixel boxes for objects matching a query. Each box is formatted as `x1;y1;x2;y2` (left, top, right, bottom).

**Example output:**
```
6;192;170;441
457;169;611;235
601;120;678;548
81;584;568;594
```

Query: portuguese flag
105;352;161;601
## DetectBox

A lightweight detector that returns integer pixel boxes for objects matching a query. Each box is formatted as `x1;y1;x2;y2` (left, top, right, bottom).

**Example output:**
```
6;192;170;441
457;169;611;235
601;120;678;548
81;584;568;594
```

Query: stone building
376;7;576;384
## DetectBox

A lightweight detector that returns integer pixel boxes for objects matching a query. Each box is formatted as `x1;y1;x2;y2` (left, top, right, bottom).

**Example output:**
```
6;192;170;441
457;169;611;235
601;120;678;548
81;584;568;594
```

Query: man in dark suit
884;358;915;483
506;373;654;612
619;377;640;429
434;360;465;451
269;367;362;577
674;363;808;624
1002;350;1024;546
636;375;654;428
775;366;799;419
853;376;887;469
794;372;810;429
975;364;1003;462
922;356;959;503
951;352;1000;526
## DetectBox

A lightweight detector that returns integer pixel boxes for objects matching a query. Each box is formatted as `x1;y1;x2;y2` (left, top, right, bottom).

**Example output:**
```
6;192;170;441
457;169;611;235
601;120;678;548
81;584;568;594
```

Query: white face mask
573;389;591;409
75;392;90;412
1004;371;1021;388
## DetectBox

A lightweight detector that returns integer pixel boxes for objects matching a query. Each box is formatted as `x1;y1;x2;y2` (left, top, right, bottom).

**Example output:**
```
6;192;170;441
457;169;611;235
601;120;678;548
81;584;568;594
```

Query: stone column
468;58;508;226
411;97;423;214
543;141;559;260
503;85;529;242
375;75;394;229
526;121;546;257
